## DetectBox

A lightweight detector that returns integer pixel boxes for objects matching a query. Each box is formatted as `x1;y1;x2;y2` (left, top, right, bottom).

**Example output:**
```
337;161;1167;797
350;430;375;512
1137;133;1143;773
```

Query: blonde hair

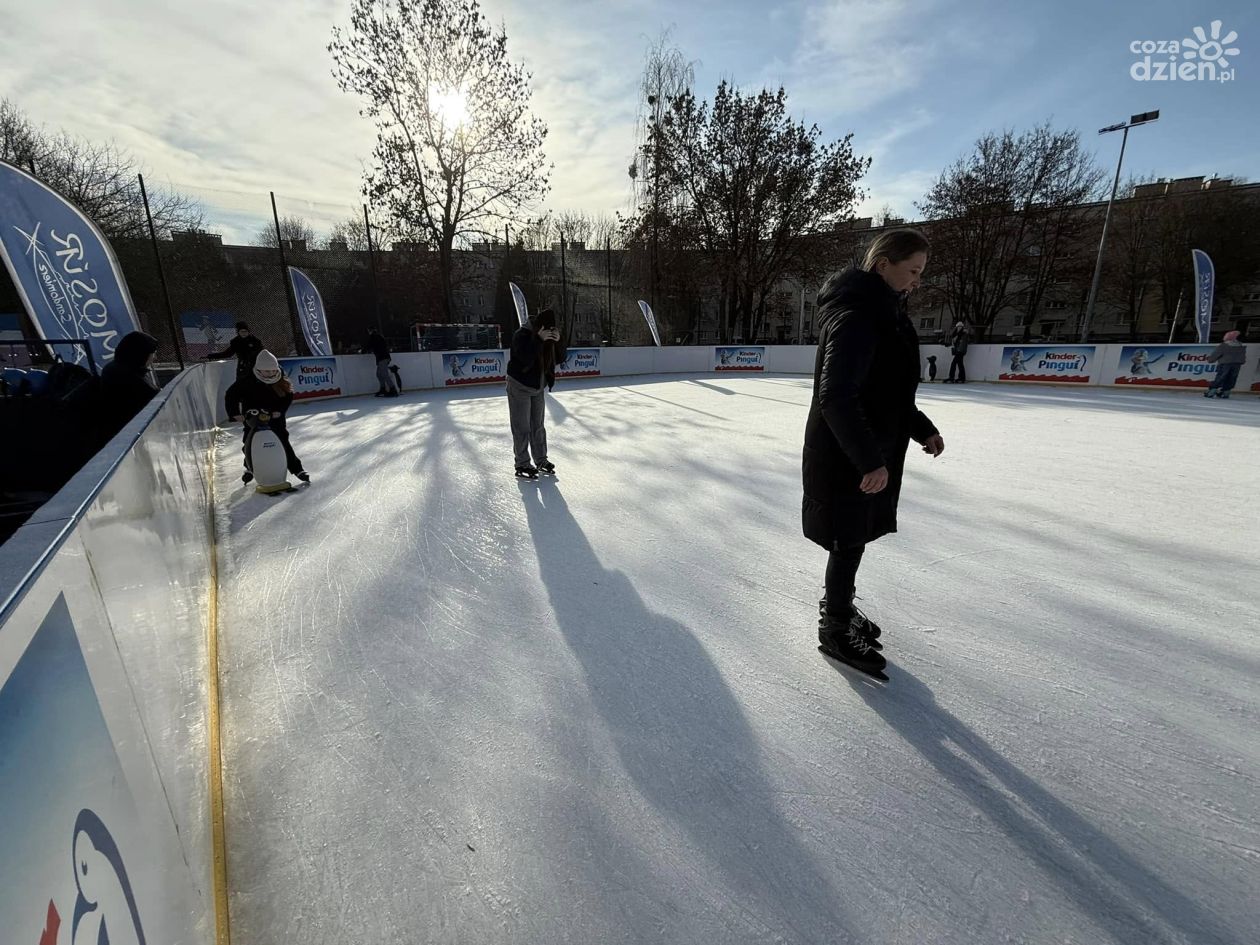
863;227;930;271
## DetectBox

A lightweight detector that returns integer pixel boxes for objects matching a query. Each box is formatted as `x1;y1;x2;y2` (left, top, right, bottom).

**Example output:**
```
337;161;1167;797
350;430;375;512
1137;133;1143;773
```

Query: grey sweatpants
376;359;398;393
507;376;547;468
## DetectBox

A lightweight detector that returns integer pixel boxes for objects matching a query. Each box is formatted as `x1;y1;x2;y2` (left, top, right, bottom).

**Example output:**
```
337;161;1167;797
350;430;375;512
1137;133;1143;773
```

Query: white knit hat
253;350;282;383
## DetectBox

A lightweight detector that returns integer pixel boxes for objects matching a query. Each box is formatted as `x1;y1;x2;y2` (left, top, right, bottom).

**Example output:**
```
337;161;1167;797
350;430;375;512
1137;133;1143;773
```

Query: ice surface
214;376;1259;945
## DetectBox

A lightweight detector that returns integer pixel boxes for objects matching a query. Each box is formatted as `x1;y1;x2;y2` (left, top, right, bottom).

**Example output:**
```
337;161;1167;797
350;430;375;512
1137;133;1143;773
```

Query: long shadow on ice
842;667;1243;945
521;479;859;943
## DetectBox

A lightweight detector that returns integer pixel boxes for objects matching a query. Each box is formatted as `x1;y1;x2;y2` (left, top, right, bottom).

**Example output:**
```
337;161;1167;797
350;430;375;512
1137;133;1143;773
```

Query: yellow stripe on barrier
206;437;232;945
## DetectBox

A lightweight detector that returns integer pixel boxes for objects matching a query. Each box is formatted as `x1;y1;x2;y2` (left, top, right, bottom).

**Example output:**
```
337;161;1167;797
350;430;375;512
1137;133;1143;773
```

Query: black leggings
824;543;866;617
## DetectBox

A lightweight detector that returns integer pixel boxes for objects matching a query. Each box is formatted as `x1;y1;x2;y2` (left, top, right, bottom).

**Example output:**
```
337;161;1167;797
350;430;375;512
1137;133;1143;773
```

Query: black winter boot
818;611;888;679
819;596;882;649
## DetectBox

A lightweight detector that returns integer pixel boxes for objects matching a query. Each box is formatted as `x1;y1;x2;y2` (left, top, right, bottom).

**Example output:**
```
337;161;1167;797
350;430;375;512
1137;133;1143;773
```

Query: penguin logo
72;809;146;945
1009;349;1029;372
449;356;466;378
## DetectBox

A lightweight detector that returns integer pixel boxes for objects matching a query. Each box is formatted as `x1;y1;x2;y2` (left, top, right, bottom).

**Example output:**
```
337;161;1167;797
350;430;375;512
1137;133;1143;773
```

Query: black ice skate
536;461;556;475
819;596;882;649
515;464;539;480
296;470;310;483
818;612;888;681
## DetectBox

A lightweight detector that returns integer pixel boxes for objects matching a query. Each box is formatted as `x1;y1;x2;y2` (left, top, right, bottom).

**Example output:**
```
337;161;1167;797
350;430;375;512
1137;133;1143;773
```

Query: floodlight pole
1080;111;1158;342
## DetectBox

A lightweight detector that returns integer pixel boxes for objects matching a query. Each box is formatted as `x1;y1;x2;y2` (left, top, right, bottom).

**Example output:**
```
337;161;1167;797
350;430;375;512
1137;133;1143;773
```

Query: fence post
271;192;304;355
606;238;612;346
137;174;184;368
363;204;383;334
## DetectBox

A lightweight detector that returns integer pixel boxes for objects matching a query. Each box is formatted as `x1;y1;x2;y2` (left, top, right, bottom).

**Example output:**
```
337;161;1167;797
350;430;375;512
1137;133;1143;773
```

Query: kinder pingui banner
714;346;766;372
999;345;1094;383
556;347;601;378
1113;345;1218;387
0;161;140;368
288;267;331;357
443;350;506;386
280;356;340;400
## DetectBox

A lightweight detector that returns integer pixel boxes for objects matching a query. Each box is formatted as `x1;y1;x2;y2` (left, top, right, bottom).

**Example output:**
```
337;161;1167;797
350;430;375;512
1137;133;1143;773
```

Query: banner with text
1113;345;1219;387
1191;249;1214;345
0;596;167;945
999;345;1095;383
0;161;140;368
442;350;507;386
638;301;661;346
556;347;601;378
288;266;331;357
509;282;529;328
280;356;340;400
714;346;767;372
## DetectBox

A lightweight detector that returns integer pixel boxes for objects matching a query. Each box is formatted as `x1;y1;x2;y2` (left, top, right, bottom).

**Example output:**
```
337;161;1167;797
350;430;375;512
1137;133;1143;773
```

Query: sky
2;0;1257;241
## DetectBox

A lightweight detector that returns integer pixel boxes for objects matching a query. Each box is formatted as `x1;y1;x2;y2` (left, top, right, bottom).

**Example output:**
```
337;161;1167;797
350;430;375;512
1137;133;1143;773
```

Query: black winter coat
802;268;938;550
224;377;295;433
98;331;159;441
210;334;264;378
507;327;567;390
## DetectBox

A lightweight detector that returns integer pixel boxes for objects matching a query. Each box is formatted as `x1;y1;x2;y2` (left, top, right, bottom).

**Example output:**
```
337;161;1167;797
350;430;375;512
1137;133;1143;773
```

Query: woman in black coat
803;229;944;678
97;331;159;444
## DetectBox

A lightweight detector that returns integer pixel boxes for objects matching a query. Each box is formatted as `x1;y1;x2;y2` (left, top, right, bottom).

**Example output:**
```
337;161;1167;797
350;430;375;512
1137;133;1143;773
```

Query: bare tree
919;122;1104;339
0;98;204;240
633;81;869;341
330;0;550;319
254;214;318;249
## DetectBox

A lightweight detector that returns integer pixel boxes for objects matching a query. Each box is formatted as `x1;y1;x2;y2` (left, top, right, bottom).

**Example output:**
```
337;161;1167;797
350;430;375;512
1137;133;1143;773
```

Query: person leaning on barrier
1205;330;1247;399
207;321;264;381
97;331;159;444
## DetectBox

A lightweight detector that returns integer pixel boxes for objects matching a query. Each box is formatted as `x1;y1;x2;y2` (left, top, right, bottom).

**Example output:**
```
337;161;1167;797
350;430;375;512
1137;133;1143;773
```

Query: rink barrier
0;361;229;944
273;344;1256;405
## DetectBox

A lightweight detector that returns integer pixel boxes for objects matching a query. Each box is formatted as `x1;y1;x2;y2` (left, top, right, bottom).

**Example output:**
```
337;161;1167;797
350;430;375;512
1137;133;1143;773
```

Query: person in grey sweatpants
368;328;399;397
506;308;565;477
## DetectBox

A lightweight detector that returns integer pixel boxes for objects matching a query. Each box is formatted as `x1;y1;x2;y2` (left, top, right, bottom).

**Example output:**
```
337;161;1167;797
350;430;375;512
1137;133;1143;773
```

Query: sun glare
429;86;469;129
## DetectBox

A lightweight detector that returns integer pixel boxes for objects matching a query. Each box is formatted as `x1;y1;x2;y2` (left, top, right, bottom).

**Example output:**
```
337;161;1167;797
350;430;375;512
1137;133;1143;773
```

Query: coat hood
111;331;159;372
816;267;899;320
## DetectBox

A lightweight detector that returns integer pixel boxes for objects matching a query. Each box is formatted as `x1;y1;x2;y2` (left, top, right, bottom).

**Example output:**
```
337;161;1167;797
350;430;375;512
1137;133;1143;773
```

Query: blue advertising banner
1191;249;1214;344
442;350;507;386
288;266;331;357
0;161;140;368
556;347;601;378
1114;345;1218;388
999;345;1095;383
638;300;662;346
0;596;150;945
714;346;766;372
279;356;340;400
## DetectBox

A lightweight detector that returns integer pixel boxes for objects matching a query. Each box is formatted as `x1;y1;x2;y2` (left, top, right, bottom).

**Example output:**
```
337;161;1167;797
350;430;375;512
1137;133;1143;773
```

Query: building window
1044;300;1067;311
919;317;935;330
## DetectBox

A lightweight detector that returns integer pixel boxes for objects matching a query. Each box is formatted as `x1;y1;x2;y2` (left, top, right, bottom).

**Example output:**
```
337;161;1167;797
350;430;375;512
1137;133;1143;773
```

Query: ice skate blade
817;645;889;682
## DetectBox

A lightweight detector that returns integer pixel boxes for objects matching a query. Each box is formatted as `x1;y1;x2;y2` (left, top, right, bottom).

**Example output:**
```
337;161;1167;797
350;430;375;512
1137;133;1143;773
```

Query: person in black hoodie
223;349;309;483
207;321;264;381
506;307;565;478
98;331;159;443
368;329;399;397
802;228;944;678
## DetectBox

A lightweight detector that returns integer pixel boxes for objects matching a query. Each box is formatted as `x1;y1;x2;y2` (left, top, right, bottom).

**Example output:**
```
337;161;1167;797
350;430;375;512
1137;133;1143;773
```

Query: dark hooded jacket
209;333;264;378
802;268;938;550
224;376;295;434
98;331;159;441
507;322;567;390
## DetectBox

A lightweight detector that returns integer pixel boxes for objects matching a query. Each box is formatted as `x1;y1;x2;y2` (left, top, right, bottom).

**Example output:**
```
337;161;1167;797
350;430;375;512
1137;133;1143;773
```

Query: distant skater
924;354;938;382
802;229;945;680
1205;331;1247;398
207;321;264;381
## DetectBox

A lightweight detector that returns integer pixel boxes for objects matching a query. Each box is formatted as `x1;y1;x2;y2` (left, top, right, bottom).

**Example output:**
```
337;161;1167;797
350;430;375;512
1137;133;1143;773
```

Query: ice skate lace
845;621;875;654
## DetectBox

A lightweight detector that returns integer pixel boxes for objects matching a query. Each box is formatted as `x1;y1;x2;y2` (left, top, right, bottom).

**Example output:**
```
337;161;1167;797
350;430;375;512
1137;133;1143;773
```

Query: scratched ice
213;376;1259;945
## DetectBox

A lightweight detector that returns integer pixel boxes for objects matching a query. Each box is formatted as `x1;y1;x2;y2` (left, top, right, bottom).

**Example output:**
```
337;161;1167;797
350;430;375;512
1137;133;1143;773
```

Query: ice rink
213;375;1259;945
